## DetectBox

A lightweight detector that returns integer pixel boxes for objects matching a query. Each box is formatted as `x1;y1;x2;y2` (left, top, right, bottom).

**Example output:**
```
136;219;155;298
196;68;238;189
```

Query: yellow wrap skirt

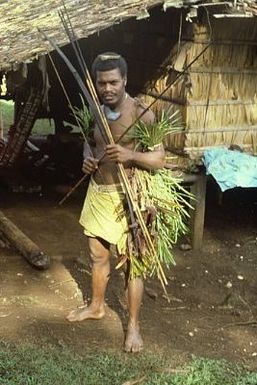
79;177;129;254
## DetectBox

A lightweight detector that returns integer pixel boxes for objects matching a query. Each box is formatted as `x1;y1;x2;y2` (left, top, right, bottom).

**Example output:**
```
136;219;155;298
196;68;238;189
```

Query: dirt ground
0;180;257;369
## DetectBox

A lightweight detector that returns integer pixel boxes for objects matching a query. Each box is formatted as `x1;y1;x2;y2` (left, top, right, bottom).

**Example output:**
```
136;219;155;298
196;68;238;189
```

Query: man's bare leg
67;237;110;322
124;277;144;353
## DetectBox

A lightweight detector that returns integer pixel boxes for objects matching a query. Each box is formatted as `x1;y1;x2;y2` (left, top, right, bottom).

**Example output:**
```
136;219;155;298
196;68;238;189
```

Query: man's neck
110;92;128;112
103;93;128;121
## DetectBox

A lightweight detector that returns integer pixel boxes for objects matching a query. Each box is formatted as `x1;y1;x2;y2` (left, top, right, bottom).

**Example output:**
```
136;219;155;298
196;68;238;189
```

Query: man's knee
88;237;110;264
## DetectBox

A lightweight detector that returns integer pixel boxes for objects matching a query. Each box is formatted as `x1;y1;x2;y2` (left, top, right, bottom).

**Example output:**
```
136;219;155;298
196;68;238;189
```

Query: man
67;52;165;353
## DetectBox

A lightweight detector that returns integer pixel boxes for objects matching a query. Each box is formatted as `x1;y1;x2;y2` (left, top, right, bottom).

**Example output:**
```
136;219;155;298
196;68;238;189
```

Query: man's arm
105;144;165;171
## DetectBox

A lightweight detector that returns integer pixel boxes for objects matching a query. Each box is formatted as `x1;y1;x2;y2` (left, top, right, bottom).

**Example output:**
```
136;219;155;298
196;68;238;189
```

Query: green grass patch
0;341;256;385
0;100;53;136
0;100;14;132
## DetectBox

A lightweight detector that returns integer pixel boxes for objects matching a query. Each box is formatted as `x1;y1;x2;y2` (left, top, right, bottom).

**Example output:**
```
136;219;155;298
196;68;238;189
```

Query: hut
0;0;257;249
141;2;257;167
0;1;256;164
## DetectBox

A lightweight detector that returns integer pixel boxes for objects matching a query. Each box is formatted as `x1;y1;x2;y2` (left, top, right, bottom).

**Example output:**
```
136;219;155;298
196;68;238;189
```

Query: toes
124;343;143;353
124;340;132;353
66;310;78;322
131;345;141;353
124;337;143;353
124;345;130;353
131;340;143;353
66;314;74;322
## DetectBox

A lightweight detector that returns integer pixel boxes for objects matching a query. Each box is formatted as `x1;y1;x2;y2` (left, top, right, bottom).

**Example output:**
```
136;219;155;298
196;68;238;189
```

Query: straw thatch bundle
0;0;165;72
143;16;257;163
0;1;256;73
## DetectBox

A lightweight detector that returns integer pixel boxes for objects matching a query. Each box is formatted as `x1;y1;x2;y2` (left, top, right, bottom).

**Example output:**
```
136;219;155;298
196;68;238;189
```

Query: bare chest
94;108;136;148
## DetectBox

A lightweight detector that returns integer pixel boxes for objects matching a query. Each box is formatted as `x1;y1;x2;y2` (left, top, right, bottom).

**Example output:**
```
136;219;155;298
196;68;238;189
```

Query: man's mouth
103;94;115;100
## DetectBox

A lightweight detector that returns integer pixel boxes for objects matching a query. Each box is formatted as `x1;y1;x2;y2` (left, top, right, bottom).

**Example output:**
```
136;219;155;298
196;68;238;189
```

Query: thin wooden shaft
58;174;87;206
48;52;115;206
59;10;98;113
60;7;101;113
49;49;113;209
47;30;112;210
48;52;87;142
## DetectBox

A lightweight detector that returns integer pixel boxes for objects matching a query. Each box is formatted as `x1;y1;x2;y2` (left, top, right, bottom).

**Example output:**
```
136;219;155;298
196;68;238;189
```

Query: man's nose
104;83;112;92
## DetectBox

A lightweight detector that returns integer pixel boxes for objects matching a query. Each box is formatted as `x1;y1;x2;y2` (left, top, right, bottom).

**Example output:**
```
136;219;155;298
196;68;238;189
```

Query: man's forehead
96;68;123;81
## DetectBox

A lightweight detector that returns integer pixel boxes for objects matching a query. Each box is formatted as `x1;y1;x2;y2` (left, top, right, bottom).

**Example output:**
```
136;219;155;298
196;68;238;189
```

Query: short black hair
91;52;127;79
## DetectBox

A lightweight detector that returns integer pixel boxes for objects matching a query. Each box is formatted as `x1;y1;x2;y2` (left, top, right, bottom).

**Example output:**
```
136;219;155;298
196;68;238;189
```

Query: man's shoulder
133;96;147;109
132;97;155;123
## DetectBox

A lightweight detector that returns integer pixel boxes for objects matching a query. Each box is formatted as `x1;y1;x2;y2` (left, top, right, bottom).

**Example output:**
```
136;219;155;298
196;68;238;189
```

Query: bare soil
0;181;257;369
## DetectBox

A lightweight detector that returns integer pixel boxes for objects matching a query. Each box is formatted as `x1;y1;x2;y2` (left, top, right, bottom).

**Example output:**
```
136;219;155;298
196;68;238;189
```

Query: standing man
67;52;165;353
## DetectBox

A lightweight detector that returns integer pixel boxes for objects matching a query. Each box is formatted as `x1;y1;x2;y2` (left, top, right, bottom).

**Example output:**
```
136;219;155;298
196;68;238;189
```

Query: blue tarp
203;147;257;192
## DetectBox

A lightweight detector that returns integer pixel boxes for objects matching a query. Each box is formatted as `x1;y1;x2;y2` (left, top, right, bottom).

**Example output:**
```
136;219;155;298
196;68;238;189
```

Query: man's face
95;68;126;108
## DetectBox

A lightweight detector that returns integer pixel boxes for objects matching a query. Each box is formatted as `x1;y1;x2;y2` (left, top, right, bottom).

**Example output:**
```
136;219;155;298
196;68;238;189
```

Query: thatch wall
142;14;257;162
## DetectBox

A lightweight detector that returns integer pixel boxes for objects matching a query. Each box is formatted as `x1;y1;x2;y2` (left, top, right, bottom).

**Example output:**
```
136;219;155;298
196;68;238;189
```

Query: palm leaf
64;94;94;138
132;107;184;151
129;168;193;281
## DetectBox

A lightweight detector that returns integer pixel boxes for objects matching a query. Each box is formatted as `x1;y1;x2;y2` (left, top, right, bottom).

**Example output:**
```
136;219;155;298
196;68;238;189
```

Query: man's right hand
82;157;99;175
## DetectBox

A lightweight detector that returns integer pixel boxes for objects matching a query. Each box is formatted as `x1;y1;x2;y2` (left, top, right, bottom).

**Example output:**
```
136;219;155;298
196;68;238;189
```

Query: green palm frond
132;107;184;150
64;94;94;138
129;168;194;281
127;107;191;283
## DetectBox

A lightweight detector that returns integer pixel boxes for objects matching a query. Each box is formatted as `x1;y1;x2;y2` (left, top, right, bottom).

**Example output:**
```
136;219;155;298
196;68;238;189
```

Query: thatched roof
0;0;256;72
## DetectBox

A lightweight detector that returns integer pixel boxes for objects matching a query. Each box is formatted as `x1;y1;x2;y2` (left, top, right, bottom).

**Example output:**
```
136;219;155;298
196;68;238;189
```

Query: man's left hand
105;144;133;163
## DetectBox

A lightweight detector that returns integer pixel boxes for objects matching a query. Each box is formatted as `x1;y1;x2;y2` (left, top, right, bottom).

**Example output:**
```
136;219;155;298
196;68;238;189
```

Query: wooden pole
189;173;207;250
0;210;50;269
0;108;3;139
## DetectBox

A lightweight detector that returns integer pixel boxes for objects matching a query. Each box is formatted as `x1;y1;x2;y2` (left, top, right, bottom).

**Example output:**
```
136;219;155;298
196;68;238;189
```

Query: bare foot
124;324;143;353
66;305;105;322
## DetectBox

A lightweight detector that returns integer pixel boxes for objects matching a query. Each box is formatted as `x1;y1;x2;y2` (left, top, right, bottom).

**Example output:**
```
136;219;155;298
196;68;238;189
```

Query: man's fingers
106;147;116;152
106;146;121;159
87;156;98;164
82;157;99;174
106;151;119;158
105;145;132;163
105;150;119;160
84;157;98;167
106;144;115;150
106;144;120;153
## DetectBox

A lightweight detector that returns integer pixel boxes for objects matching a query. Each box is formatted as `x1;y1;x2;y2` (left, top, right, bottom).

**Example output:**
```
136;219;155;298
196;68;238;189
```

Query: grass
0;100;54;136
0;341;256;385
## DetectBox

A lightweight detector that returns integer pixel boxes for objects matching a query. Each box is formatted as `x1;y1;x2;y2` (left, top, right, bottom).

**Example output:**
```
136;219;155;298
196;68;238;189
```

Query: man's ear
124;77;127;86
